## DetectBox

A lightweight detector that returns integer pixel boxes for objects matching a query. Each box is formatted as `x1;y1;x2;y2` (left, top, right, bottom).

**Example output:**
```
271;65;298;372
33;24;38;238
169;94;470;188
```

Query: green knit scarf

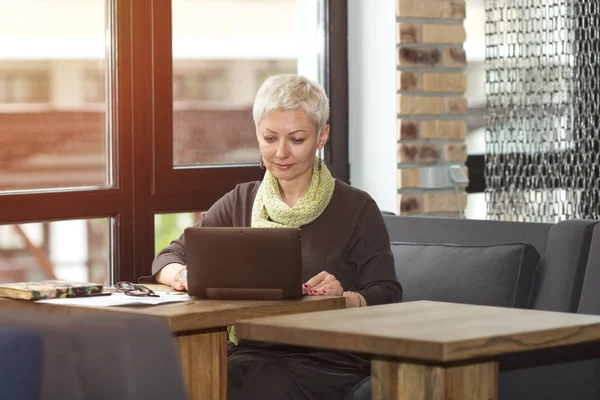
228;157;336;345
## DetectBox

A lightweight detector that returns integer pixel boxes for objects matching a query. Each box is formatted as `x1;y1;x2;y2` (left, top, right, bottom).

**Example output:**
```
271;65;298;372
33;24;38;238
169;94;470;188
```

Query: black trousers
227;342;369;400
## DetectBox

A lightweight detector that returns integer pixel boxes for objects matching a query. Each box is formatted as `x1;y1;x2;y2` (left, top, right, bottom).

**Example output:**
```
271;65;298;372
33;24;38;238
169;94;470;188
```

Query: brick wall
396;0;468;216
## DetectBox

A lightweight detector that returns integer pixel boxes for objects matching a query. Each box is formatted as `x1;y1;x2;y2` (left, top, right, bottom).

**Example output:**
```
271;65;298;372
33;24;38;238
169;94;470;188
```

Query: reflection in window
0;70;50;103
172;0;298;167
0;218;111;285
0;0;109;192
174;68;227;102
83;69;105;104
172;59;296;166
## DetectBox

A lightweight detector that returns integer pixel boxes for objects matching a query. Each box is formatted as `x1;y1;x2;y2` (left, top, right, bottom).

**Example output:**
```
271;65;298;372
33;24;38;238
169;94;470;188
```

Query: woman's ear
317;124;330;149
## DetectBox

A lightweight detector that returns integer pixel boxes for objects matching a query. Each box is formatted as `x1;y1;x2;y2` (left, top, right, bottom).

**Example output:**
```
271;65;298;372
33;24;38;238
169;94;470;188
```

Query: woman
152;74;402;399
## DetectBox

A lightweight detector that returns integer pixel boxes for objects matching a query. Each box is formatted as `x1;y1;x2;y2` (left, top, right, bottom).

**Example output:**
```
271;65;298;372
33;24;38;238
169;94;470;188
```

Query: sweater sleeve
349;200;403;306
149;188;236;276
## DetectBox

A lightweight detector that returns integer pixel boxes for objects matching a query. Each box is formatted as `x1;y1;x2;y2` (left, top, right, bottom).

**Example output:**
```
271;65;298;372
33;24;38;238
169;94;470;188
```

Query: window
0;0;348;284
171;0;298;167
0;68;50;104
0;219;111;285
0;0;109;193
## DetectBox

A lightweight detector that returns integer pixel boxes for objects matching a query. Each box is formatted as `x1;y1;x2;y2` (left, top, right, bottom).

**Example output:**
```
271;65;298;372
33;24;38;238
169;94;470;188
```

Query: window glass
0;0;110;192
172;0;297;167
0;218;111;284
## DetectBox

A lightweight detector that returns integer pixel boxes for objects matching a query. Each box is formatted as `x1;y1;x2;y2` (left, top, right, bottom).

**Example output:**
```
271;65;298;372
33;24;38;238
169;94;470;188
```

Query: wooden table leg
177;328;228;400
372;358;498;400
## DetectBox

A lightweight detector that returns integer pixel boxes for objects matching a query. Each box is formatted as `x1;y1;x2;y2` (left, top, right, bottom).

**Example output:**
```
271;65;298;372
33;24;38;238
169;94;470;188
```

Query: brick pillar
396;0;468;217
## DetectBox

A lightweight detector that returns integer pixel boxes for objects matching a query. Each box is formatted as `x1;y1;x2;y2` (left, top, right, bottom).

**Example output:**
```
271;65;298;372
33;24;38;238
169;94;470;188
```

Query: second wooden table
235;300;600;400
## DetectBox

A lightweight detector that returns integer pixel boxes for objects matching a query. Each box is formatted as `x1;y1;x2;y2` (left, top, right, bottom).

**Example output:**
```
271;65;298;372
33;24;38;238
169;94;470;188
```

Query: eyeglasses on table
108;281;160;297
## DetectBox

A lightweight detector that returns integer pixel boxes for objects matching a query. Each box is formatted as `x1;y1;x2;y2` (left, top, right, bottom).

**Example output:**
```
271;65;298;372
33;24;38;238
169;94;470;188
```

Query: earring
318;149;323;171
259;156;265;169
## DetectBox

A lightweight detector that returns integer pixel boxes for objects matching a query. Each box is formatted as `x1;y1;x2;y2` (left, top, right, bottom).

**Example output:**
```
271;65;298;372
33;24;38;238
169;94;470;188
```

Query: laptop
184;227;303;300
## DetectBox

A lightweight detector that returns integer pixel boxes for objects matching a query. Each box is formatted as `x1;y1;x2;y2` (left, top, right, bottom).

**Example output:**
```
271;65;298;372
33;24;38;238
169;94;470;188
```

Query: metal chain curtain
485;0;600;222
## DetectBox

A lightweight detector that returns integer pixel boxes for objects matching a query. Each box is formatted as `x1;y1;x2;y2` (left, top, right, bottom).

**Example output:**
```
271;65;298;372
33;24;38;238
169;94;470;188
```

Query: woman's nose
275;140;289;159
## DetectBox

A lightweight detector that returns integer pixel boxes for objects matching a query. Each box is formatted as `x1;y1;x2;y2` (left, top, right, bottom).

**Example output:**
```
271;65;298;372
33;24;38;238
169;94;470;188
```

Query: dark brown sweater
152;180;402;306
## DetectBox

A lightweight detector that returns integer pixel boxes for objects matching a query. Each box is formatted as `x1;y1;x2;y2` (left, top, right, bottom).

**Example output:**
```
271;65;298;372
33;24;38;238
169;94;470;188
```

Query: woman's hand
156;263;188;291
303;271;344;296
171;265;188;291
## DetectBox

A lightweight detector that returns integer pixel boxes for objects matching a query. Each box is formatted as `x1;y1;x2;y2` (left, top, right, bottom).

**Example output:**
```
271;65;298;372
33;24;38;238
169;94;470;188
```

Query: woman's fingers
317;287;340;296
303;271;344;296
172;280;183;291
310;274;336;291
303;271;328;291
323;282;344;296
306;281;343;296
172;268;188;291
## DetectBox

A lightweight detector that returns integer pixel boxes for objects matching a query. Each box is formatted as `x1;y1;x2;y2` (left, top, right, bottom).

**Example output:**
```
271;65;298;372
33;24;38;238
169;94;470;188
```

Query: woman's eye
264;136;275;143
291;138;304;145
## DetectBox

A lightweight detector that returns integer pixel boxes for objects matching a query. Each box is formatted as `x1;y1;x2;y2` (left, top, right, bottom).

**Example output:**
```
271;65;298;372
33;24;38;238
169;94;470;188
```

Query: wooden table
235;300;600;400
0;285;345;400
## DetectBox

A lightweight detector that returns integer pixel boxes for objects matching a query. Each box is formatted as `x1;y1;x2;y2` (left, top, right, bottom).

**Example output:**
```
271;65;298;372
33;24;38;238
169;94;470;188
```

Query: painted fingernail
303;284;308;288
322;290;326;294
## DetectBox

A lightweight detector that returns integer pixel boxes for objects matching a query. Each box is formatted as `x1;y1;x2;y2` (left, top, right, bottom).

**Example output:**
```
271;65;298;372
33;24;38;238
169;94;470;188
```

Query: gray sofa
348;215;598;400
500;222;600;400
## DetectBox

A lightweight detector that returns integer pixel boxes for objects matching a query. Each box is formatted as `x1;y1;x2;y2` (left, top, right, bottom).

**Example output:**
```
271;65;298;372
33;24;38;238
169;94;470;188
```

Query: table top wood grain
235;300;600;362
0;284;345;334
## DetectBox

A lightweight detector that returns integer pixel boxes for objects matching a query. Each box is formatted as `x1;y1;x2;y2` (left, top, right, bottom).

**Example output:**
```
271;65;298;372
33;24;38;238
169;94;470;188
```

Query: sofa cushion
391;242;541;308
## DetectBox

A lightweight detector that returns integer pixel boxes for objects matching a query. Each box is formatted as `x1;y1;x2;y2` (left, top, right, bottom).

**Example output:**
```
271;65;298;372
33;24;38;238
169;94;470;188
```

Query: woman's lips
274;163;293;170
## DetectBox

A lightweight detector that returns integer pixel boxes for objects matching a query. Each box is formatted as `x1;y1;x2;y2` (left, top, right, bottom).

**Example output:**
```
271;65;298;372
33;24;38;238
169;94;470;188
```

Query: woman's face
257;110;329;185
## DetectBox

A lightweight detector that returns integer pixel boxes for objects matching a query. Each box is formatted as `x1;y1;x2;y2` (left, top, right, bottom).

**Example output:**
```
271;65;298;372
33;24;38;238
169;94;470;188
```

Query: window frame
0;0;350;282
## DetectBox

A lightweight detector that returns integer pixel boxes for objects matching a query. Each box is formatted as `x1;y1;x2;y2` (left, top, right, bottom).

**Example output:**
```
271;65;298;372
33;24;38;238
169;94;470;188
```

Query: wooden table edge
235;316;600;363
0;294;346;334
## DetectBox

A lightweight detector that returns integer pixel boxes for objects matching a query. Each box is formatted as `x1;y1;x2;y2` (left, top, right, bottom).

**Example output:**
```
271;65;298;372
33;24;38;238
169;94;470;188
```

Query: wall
348;0;485;217
348;0;398;214
395;0;468;217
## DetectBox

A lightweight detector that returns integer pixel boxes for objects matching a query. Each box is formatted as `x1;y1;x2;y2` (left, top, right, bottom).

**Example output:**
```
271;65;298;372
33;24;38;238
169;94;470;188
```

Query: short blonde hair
252;74;330;134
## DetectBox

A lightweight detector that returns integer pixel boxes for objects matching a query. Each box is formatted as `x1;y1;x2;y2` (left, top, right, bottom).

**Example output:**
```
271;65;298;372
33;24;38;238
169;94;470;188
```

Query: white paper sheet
37;292;191;307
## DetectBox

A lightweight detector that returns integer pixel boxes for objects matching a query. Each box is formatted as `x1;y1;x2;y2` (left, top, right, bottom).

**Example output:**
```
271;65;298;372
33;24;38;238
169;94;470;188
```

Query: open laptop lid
184;227;303;300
